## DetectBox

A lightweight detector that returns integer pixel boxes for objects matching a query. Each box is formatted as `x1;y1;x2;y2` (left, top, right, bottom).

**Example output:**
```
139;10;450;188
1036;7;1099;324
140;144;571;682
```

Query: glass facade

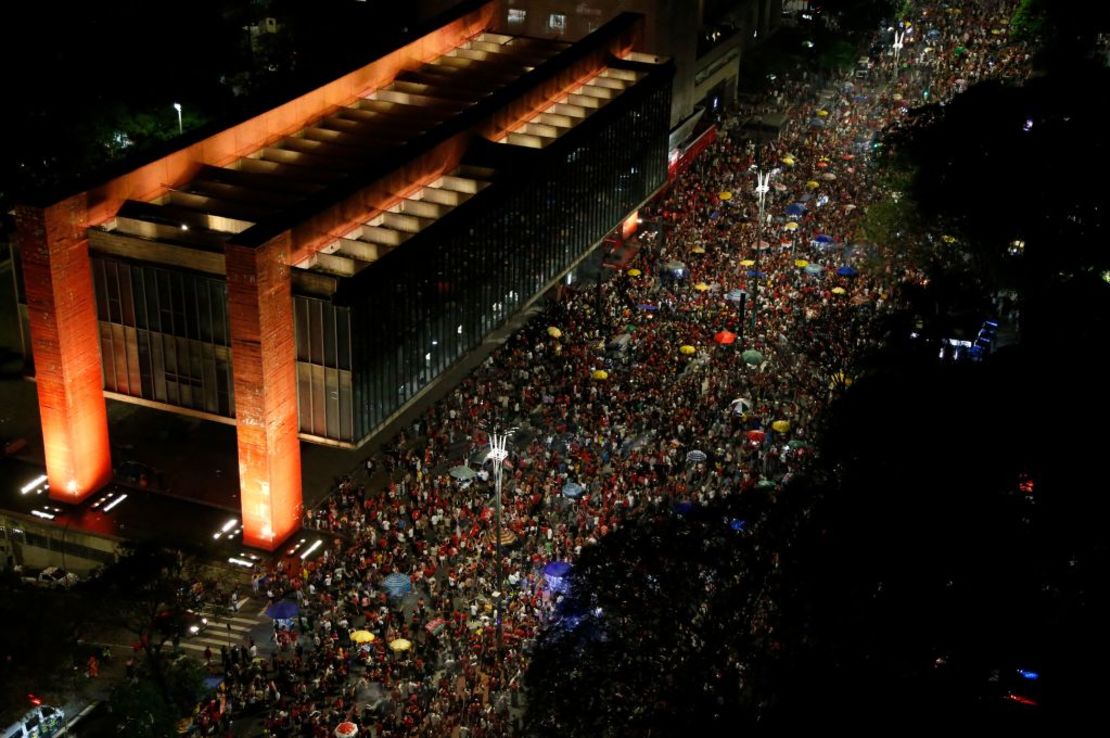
293;296;355;441
329;62;671;443
90;255;235;417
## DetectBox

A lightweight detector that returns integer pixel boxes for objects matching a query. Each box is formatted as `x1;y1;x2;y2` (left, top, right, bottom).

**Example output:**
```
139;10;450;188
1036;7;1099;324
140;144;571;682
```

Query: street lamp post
750;168;772;333
173;102;183;135
485;426;515;668
892;30;905;81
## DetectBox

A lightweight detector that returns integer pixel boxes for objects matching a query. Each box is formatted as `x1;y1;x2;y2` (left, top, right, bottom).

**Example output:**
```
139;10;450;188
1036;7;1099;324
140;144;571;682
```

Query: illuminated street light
485;424;517;667
892;30;906;79
173;102;183;134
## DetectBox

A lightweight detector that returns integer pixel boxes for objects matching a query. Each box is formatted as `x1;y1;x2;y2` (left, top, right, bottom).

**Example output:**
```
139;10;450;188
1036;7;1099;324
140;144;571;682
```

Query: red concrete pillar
226;232;303;550
14;198;112;502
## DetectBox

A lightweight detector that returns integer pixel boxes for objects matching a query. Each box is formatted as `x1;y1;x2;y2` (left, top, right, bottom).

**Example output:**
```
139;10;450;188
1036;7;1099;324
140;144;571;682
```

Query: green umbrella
756;479;777;490
742;349;764;366
954;46;967;56
786;439;808;450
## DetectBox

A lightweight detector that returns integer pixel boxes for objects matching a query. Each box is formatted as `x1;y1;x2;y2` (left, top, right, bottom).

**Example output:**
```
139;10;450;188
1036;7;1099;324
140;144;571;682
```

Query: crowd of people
193;2;1035;736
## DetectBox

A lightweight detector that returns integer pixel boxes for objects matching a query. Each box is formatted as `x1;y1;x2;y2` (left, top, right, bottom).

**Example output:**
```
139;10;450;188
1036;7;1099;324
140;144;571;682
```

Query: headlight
201;618;208;625
189;625;200;634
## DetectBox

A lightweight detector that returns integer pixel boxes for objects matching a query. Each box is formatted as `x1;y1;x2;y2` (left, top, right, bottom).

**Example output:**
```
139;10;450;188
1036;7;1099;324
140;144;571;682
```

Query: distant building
11;0;672;550
496;0;782;127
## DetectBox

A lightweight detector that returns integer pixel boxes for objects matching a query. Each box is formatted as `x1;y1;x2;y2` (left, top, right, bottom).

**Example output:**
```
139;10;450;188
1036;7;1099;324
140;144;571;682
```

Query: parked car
22;566;79;589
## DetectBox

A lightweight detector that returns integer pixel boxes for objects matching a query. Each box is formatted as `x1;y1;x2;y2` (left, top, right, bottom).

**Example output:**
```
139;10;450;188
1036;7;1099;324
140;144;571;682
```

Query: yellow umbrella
830;371;854;389
782;156;796;167
691;245;706;254
350;630;375;644
806;180;820;190
679;344;696;355
817;109;829;118
592;369;609;380
740;259;756;267
627;268;642;276
794;259;809;268
694;282;710;292
831;286;847;295
719;191;733;201
547;326;562;338
941;234;957;244
783;222;799;232
771;420;791;433
389;638;412;652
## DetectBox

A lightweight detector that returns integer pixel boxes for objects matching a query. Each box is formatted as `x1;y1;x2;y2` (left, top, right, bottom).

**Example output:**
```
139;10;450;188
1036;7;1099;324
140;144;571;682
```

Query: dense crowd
192;2;1034;736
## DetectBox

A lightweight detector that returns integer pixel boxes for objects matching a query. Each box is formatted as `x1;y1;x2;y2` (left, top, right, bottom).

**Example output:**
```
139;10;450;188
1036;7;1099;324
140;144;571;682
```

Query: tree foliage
0;583;85;725
523;493;790;736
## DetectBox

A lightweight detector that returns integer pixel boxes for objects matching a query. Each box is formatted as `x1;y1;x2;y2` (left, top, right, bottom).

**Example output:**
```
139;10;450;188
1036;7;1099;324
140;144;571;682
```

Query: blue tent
544;561;572;578
544;561;573;593
382;573;412;598
836;266;858;277
265;600;299;619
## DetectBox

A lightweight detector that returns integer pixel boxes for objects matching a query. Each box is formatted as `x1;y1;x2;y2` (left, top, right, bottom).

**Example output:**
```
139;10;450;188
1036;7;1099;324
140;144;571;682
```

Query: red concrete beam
14;197;112;502
226;232;303;550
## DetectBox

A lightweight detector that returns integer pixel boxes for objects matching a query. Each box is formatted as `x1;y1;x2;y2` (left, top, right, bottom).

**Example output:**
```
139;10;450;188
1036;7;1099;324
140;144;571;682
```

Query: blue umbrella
674;501;695;516
382;573;412;598
561;481;585;499
804;263;825;276
837;266;858;277
809;118;826;127
814;234;833;244
926;28;941;39
685;449;707;463
729;518;747;532
709;210;720;220
203;676;224;690
747;270;766;278
725;289;747;303
266;600;299;619
785;203;806;217
637;303;658;311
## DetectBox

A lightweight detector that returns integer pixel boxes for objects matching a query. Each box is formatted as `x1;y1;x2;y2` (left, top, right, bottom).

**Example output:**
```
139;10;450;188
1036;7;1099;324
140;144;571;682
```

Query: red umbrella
746;430;766;445
714;330;737;346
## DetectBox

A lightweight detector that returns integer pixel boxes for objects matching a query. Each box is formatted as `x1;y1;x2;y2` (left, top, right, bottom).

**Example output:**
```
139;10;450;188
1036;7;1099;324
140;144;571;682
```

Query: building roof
85;12;667;285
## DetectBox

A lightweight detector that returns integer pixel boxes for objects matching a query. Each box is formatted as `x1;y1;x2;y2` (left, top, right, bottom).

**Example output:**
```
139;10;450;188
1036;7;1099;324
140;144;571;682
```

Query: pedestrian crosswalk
177;596;266;655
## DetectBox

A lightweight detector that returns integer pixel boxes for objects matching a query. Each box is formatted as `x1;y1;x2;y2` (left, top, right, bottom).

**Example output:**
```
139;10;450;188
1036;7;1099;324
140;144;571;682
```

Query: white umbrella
729;398;753;416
